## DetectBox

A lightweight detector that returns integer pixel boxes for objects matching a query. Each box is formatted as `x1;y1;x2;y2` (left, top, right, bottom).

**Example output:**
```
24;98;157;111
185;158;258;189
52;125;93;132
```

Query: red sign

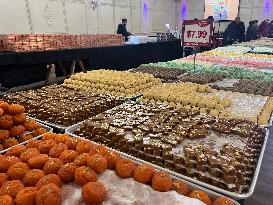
182;20;213;47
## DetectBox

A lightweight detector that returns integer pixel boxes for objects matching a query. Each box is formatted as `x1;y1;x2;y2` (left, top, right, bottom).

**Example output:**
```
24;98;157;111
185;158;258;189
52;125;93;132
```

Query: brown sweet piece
172;180;190;196
0;180;25;198
0;156;21;172
49;143;68;158
0;173;8;188
32;128;47;137
74;166;97;186
5;145;27;157
105;151;121;170
36;183;62;205
43;158;64;174
0;130;9;141
213;196;235;205
2;138;19;149
26;139;40;149
23;169;46;187
23;120;39;132
58;162;77;183
54;134;70;144
7;162;30;180
36;174;62;190
115;158;136;178
20;149;40;164
59;150;79;164
133;164;155;184
76;141;94;154
0;195;14;205
15;187;37;205
87;154;107;174
12;113;26;125
28;154;49;169
65;137;81;150
74;153;89;167
18;134;34;144
188;190;212;205
38;139;56;154
152;172;172;192
82;182;106;204
188;129;207;139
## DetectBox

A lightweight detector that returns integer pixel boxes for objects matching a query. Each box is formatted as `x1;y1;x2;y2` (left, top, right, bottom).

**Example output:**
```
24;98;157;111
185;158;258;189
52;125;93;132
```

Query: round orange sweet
0;101;9;111
38;139;56;154
0;156;21;172
7;104;25;115
58;162;77;183
82;181;106;204
0;173;8;187
15;187;37;205
0;130;9;141
74;166;97;186
17;134;33;144
90;144;108;156
65;137;81;150
0;195;14;205
0;180;25;198
5;145;27;157
43;158;64;174
133;164;155;184
0;145;3;152
105;151;121;170
151;172;173;192
32;128;47;137
36;183;62;205
26;139;40;148
2;138;19;149
22;120;39;132
20;148;40;163
74;153;89;167
115;158;135;178
7;162;30;180
0;115;13;130
212;197;234;205
55;134;69;144
28;154;49;169
12;113;26;125
49;143;68;158
36;174;62;190
23;169;46;187
188;190;212;205
59;150;79;164
9;125;25;138
42;133;58;141
76;140;94;154
0;108;3;118
172;180;190;196
86;154;107;174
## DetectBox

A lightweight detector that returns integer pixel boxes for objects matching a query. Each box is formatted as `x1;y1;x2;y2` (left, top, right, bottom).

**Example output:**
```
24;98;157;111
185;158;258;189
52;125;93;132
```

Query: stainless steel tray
0;122;53;154
64;132;240;205
66;122;269;200
28;117;67;131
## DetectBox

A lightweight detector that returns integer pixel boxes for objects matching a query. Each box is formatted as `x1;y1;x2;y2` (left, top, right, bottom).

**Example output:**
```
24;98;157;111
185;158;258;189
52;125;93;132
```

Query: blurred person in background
269;20;273;38
117;18;131;41
246;20;259;41
223;17;245;45
258;19;270;37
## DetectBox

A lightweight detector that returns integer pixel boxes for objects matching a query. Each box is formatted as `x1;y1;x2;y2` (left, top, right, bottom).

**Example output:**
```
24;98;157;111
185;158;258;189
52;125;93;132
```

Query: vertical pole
193;47;197;73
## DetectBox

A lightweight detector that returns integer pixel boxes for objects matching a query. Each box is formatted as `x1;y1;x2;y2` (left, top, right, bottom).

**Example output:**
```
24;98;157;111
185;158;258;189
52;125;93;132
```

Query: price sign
182;20;213;47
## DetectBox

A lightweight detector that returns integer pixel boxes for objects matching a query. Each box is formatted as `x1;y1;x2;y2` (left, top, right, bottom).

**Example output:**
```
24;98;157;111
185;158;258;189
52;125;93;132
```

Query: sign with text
182;20;213;47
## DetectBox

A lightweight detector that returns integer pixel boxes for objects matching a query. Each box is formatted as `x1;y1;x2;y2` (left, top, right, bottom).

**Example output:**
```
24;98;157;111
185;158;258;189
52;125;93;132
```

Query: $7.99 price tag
182;20;213;47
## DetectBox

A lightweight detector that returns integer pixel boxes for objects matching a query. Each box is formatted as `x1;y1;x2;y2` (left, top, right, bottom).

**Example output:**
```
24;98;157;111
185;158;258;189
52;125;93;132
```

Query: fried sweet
42;133;58;141
15;187;37;205
151;172;172;192
86;154;107;174
5;145;27;157
23;120;39;132
188;190;212;205
20;148;40;163
0;102;9;111
74;166;97;186
23;169;46;187
0;130;9;141
26;139;40;148
0;115;13;129
0;173;8;187
36;183;62;205
7;104;25;115
133;164;155;184
49;143;68;158
58;162;77;183
0;156;21;172
43;158;63;174
213;197;234;205
32;128;47;137
7;162;30;180
9;125;25;138
28;154;49;169
0;195;14;205
0;145;3;151
0;180;24;198
38;139;56;154
59;150;79;164
172;180;190;196
18;134;33;144
0;108;3;118
2;138;19;149
76;141;94;154
105;151;121;170
90;144;108;156
82;182;106;204
115;158;135;178
36;174;62;190
12;113;26;125
74;153;89;167
65;137;81;150
55;134;69;144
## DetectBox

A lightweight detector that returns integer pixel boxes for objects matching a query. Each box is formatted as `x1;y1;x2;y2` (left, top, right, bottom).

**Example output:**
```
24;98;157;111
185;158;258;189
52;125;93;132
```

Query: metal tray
28;117;67;132
64;132;240;205
66;122;269;200
0;122;53;154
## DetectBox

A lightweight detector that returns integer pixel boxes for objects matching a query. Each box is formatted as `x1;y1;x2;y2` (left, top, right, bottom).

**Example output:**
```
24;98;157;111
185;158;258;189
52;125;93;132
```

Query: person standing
117;18;131;41
258;20;270;37
269;20;273;38
246;20;259;41
223;17;245;45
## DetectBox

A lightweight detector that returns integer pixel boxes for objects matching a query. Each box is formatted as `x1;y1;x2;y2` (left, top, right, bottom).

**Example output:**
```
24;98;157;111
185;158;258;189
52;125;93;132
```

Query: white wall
0;0;179;34
178;0;273;32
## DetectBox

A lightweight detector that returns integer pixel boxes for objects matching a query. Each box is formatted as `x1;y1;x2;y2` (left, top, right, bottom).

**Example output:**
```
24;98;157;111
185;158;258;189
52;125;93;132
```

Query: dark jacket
117;24;131;41
225;21;245;42
246;24;259;41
